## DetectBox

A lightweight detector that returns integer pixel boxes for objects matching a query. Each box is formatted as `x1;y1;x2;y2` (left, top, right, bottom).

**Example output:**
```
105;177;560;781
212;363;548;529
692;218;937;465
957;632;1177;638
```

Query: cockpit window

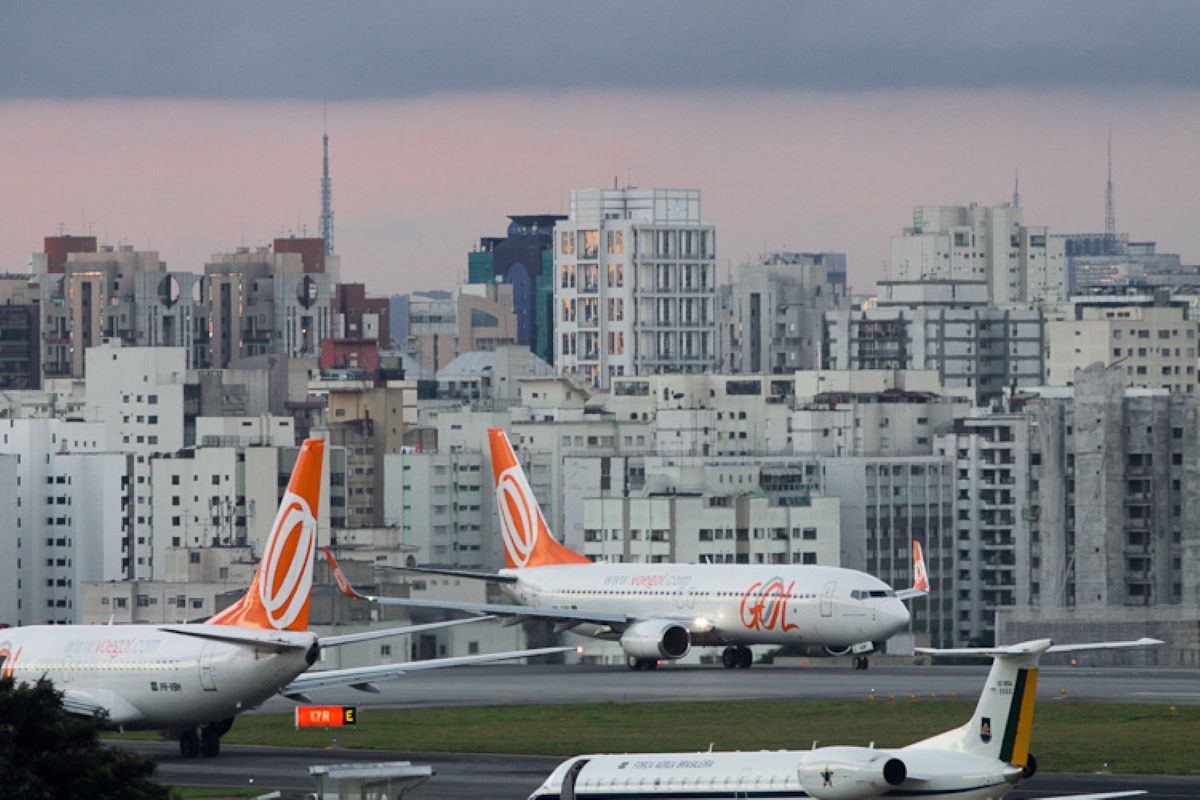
852;589;898;600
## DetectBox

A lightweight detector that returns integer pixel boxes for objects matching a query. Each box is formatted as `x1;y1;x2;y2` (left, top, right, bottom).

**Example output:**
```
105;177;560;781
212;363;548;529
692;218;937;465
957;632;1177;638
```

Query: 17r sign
295;705;358;728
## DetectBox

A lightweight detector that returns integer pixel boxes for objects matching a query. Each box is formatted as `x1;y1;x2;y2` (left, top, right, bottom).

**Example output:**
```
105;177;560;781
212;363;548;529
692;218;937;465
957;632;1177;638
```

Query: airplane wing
323;547;631;629
318;616;494;647
60;687;144;727
1027;793;1146;800
279;645;576;699
381;564;518;584
918;638;1163;658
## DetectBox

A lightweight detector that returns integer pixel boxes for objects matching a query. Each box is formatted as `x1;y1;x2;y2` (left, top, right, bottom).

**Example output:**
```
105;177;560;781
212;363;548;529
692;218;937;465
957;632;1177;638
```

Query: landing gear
721;646;753;668
200;726;221;758
736;646;753;669
179;729;200;759
180;721;229;758
627;657;659;671
721;647;738;669
852;655;870;671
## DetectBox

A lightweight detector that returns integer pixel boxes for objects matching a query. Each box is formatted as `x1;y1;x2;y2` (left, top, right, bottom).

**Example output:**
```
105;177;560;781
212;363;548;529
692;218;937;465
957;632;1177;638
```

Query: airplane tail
488;428;589;569
209;437;324;631
909;638;1161;765
896;540;930;601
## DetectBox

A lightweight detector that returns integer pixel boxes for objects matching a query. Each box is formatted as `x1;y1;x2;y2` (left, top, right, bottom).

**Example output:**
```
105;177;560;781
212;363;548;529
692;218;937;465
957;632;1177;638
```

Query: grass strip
113;699;1200;776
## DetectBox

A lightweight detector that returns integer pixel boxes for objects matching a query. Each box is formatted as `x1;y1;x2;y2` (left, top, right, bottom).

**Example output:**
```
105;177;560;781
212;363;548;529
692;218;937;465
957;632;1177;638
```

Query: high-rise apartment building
726;252;849;374
891;204;1066;307
1044;288;1197;393
203;246;333;368
554;188;717;388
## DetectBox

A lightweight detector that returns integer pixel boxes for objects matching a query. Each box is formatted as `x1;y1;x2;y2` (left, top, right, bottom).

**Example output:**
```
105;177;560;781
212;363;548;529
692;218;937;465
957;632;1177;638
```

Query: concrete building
0;418;124;626
85;343;189;577
1045;288;1197;393
986;365;1200;665
405;285;519;375
435;346;554;404
1056;233;1196;290
333;283;390;349
203;246;333;368
554;187;717;388
468;214;565;365
133;271;207;368
935;412;1032;647
39;246;166;378
725;252;849;374
824;290;1044;406
890;204;1067;306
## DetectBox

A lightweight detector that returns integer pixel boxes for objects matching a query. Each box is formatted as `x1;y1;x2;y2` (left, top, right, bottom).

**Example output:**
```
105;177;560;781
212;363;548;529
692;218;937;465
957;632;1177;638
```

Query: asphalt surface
119;741;1199;799
255;662;1200;713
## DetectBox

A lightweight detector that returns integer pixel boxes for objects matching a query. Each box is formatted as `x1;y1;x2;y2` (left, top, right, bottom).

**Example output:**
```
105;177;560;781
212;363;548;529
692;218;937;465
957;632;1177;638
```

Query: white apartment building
890;204;1067;306
384;450;489;568
85;343;188;577
0;419;125;626
1045;290;1197;393
554;188;717;388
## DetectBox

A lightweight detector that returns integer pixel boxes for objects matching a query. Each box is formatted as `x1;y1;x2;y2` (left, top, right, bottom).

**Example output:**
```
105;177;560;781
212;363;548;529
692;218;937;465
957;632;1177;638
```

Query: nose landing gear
852;655;870;670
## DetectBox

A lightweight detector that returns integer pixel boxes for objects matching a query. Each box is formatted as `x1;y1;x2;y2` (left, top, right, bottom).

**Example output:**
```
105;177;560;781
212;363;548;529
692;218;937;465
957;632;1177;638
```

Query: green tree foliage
0;677;171;800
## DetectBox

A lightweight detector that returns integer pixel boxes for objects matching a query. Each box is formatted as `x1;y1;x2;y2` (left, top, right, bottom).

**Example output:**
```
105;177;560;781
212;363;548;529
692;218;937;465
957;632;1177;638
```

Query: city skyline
3;3;1199;294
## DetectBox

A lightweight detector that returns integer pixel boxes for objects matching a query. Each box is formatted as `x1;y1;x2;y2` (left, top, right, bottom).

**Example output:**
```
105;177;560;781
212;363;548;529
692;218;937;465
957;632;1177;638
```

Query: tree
0;677;172;800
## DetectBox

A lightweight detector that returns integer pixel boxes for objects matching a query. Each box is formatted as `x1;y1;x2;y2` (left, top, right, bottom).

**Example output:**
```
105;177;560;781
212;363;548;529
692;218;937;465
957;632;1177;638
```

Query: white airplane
529;637;1161;800
0;437;571;759
324;428;926;671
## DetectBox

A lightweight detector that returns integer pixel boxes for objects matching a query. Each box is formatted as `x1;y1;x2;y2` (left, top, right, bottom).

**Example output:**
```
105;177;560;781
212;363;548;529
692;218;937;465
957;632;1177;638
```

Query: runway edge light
295;705;358;728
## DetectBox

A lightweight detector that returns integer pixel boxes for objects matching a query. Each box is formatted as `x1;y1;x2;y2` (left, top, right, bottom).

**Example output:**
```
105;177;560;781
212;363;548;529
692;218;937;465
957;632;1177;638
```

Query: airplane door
199;642;218;691
560;758;589;800
820;580;836;617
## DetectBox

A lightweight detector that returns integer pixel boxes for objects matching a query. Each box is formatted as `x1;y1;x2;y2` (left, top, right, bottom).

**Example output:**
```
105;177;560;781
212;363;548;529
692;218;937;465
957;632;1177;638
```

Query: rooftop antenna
1011;168;1020;210
1104;125;1116;243
320;105;335;256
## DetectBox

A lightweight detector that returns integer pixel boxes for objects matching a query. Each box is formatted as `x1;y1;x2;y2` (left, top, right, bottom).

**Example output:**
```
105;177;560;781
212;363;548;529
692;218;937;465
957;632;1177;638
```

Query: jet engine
618;620;691;660
797;747;906;800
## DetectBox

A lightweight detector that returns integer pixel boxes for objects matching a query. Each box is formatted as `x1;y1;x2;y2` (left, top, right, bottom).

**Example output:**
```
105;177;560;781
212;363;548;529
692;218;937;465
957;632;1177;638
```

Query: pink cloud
1;90;1197;295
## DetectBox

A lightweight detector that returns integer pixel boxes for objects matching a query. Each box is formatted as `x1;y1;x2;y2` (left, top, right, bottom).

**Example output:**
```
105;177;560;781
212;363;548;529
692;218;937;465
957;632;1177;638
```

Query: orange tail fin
488;428;589;569
912;540;930;593
209;438;324;630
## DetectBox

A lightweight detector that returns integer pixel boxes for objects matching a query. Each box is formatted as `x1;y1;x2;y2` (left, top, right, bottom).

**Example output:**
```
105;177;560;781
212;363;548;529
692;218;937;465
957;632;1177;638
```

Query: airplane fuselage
530;747;1023;800
501;562;910;649
0;625;315;730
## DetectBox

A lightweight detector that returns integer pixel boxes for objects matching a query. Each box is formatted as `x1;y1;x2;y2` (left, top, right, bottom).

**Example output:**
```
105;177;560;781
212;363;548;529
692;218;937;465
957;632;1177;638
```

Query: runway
119;741;1199;799
256;662;1200;713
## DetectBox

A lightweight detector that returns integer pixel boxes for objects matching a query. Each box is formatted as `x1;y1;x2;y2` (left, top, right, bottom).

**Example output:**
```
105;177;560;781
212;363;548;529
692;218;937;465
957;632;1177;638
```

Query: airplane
323;427;927;672
0;437;572;759
528;637;1161;800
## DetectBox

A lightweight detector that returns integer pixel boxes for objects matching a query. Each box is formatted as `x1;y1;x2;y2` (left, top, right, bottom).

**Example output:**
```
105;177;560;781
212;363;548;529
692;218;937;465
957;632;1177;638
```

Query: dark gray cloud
3;1;1199;99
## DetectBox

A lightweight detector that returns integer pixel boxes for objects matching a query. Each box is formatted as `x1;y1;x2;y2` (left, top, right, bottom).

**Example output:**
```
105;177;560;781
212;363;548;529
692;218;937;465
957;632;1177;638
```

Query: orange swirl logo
258;491;317;630
739;578;799;632
0;642;21;680
497;465;539;567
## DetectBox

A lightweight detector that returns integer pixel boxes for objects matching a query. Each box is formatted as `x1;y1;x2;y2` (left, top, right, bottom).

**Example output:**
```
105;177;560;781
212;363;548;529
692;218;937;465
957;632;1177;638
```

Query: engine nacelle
619;619;691;660
797;747;906;800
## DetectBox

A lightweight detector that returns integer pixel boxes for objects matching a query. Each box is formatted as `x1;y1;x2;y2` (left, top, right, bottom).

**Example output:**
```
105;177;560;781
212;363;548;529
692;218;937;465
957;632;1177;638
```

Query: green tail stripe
999;668;1028;762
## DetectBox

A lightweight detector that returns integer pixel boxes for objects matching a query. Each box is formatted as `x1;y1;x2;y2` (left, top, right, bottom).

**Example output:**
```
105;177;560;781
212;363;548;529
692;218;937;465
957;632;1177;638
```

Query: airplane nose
884;599;910;632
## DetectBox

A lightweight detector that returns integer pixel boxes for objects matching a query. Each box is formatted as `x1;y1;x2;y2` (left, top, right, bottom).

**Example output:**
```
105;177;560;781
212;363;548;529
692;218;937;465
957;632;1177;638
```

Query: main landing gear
721;646;753;669
851;655;870;671
179;718;233;758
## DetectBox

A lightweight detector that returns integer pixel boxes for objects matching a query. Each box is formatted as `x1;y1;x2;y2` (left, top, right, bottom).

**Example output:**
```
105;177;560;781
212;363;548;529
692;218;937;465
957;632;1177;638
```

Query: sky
2;2;1199;293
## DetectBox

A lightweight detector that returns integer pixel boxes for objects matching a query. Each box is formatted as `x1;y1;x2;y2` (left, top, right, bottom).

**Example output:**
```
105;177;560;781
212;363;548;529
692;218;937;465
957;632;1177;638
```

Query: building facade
554;188;717;388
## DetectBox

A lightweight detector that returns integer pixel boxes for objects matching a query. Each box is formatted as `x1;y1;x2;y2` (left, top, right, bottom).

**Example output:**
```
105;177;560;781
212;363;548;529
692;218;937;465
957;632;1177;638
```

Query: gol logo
0;642;21;680
497;465;539;567
258;491;317;630
739;578;799;632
